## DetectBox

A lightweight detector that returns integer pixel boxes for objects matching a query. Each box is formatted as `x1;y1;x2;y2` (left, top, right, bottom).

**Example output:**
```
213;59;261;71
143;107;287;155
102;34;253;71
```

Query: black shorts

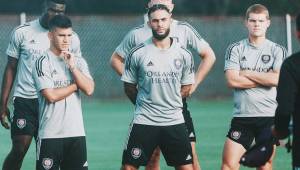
36;136;88;170
182;98;196;142
122;123;193;167
226;117;274;150
11;97;39;139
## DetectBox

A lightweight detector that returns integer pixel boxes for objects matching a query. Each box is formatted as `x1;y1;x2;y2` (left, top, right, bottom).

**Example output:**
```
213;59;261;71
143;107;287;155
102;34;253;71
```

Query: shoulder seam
125;43;145;70
177;21;202;40
226;42;240;60
36;56;46;77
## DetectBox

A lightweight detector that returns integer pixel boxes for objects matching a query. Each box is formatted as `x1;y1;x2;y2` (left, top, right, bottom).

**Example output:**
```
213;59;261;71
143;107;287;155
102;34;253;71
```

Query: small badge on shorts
231;131;241;140
174;58;183;70
16;119;26;129
42;158;53;170
131;148;142;159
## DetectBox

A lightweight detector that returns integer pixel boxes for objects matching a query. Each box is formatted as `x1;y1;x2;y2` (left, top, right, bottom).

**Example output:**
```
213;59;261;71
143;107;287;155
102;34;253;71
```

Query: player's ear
266;18;271;28
48;31;53;41
147;21;151;27
297;31;300;40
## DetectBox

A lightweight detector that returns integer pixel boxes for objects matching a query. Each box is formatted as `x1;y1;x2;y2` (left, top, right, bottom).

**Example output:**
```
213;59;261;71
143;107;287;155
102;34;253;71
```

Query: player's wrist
69;65;76;72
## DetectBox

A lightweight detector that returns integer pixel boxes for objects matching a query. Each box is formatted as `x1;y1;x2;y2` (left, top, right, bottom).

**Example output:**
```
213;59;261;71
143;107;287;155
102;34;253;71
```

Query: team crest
231;131;241;140
42;158;53;170
261;55;271;64
131;148;142;159
17;119;26;129
174;58;183;70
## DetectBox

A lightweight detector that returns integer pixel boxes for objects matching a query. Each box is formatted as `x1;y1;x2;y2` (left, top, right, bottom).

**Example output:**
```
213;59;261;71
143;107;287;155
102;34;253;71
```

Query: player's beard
152;28;170;41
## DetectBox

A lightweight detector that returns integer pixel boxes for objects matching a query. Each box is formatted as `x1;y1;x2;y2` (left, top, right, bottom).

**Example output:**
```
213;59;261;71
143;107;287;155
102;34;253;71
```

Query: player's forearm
124;82;137;105
225;71;257;89
71;68;94;96
243;71;279;87
0;58;17;107
194;48;216;87
41;84;78;103
110;52;124;76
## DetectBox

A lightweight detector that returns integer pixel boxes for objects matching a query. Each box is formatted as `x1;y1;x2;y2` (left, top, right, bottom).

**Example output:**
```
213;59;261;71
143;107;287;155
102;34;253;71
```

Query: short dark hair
47;0;66;5
147;4;170;18
48;15;72;31
296;14;300;32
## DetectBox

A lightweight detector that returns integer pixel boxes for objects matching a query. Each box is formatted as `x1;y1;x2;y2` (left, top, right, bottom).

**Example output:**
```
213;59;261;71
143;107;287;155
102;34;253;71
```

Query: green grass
0;99;292;169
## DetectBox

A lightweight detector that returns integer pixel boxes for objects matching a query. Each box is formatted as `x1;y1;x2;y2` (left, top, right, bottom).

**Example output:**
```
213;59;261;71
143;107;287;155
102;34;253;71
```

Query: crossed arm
225;69;280;89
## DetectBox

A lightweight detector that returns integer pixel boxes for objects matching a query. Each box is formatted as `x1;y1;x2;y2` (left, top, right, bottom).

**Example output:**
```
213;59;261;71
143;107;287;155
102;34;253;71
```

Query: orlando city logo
42;158;53;170
131;148;142;159
174;58;183;70
17;119;26;129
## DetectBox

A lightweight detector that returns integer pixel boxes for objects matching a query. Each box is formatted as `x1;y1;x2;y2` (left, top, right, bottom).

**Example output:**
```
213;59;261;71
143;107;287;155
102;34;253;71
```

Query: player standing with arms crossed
222;4;287;170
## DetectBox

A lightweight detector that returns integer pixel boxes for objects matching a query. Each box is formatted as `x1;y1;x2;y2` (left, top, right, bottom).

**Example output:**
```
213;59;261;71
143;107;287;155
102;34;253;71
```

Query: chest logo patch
261;55;271;64
174;58;183;70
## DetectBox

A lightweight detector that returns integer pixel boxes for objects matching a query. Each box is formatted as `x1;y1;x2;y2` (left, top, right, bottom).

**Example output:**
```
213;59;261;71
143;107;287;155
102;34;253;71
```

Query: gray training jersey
224;39;287;117
33;50;92;139
115;19;209;59
121;38;195;126
6;19;81;99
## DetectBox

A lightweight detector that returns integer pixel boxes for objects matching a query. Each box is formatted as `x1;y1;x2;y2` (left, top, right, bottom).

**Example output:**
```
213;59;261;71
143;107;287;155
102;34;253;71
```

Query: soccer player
33;14;94;170
110;0;216;169
0;0;81;169
272;13;300;170
222;4;287;170
121;4;194;170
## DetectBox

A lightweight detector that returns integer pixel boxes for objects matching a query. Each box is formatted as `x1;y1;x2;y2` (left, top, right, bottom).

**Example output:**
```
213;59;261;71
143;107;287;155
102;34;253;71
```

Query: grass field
0;99;292;169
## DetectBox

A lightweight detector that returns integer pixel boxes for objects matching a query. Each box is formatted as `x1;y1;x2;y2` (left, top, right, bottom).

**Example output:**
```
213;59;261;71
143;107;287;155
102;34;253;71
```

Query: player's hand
189;83;198;96
61;51;76;70
0;106;10;129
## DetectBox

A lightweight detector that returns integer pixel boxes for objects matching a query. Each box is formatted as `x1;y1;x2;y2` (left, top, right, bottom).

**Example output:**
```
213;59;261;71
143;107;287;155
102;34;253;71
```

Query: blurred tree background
0;0;299;15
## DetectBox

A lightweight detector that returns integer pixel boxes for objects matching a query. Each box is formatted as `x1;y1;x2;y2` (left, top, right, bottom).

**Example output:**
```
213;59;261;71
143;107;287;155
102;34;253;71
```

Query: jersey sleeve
76;56;93;80
33;56;54;91
6;27;24;59
70;32;82;57
183;22;209;54
115;30;137;59
224;43;240;71
121;51;138;84
181;49;195;85
272;45;287;71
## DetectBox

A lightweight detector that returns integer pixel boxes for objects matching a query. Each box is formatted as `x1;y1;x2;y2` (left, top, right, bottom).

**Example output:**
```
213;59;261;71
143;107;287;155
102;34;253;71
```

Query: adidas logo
189;132;195;138
241;56;247;61
147;61;154;66
30;39;36;44
186;154;192;160
83;161;88;167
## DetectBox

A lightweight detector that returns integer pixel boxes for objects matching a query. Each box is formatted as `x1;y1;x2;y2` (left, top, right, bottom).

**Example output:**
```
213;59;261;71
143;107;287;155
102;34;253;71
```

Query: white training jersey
115;19;209;60
121;38;195;126
33;50;92;139
6;19;81;99
224;38;287;117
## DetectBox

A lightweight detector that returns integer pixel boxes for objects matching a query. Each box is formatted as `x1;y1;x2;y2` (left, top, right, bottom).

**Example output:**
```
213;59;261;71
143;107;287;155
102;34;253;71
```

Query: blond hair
245;4;270;20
